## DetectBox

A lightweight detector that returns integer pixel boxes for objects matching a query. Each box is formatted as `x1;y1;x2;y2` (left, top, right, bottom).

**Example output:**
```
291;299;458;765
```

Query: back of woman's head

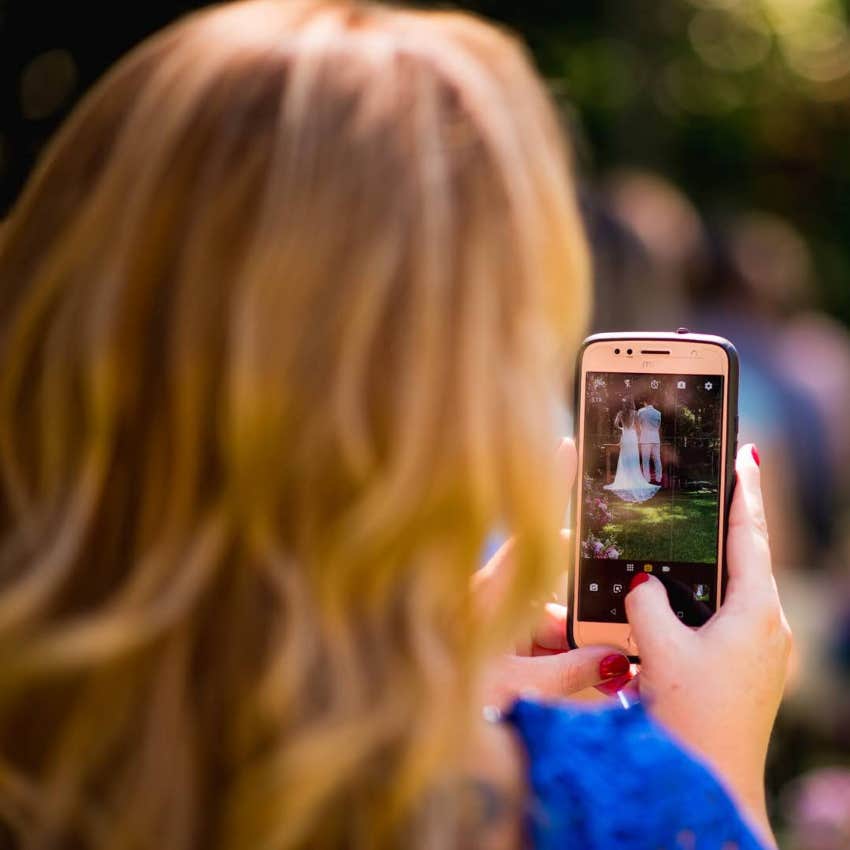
0;2;589;847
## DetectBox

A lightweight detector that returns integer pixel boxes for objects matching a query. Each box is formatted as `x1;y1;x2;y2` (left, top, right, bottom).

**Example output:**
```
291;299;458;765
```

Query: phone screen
578;371;724;627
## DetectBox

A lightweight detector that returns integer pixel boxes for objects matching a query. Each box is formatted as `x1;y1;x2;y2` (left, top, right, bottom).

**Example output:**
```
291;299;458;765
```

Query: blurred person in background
604;172;829;573
780;314;850;510
0;2;790;850
601;173;850;737
578;191;656;334
601;170;698;331
717;211;850;686
579;177;821;718
694;211;837;567
622;192;850;816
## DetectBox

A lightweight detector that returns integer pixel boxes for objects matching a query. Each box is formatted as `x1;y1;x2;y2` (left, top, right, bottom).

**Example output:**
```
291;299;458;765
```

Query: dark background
5;1;850;325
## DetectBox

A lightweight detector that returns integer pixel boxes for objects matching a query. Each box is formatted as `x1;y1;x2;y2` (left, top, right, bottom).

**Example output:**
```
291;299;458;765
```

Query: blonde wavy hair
0;1;590;848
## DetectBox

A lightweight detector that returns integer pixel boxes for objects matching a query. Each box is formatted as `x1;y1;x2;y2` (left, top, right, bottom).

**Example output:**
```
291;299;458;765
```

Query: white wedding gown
604;425;661;503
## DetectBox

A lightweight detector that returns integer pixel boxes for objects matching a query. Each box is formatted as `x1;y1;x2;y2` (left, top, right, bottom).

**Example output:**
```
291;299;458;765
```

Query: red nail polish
629;573;650;591
596;671;633;696
599;654;630;679
751;445;760;467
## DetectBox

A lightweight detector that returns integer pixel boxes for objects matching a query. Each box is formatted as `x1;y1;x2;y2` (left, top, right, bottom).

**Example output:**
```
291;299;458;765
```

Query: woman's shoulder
504;697;767;850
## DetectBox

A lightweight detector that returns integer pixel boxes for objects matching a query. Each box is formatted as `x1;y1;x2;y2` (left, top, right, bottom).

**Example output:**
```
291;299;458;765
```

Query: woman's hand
479;559;633;707
476;440;633;709
625;444;791;846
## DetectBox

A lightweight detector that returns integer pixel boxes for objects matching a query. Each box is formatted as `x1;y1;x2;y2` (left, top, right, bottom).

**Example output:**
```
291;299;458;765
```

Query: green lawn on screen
605;490;718;564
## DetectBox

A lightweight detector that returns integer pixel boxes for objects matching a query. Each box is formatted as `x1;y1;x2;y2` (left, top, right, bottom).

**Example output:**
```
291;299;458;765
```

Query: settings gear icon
704;381;714;391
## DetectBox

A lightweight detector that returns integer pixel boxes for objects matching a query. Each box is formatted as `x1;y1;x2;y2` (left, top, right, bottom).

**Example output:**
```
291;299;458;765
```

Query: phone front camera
614;348;620;355
627;348;633;355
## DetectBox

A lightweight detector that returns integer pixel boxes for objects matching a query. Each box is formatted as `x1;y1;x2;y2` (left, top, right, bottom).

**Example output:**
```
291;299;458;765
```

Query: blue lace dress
505;698;767;850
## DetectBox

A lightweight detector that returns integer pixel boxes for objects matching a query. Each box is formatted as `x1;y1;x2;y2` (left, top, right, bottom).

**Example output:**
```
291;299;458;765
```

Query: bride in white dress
604;398;660;503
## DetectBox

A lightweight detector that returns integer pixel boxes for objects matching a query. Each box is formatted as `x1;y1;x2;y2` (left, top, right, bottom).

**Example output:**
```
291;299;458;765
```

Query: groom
638;398;662;484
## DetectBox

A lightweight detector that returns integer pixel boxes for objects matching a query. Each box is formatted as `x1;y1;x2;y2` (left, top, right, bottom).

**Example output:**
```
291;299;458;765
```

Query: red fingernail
599;654;630;679
751;445;760;467
596;671;633;696
629;573;650;591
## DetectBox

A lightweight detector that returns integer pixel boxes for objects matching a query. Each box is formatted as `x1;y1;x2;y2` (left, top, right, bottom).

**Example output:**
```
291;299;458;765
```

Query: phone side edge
718;339;740;606
565;336;593;651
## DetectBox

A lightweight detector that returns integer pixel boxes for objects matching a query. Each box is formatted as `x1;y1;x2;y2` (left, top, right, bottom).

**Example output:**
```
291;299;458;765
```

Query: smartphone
567;331;739;660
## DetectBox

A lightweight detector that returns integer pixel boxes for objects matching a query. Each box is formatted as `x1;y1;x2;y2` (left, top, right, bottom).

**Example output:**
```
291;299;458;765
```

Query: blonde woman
0;2;790;849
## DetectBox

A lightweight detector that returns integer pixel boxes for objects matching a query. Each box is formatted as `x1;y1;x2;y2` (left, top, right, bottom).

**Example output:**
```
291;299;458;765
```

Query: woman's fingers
473;537;515;619
724;443;774;607
474;439;575;620
717;444;792;663
530;602;569;652
552;437;578;526
482;646;631;707
624;574;689;662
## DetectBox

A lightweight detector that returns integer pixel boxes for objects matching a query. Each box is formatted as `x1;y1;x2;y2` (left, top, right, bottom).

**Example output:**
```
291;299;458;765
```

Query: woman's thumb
724;443;773;605
624;574;687;660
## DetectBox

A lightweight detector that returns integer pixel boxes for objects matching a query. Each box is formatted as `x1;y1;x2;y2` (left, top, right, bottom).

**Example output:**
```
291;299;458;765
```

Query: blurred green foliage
7;0;850;327
436;0;850;325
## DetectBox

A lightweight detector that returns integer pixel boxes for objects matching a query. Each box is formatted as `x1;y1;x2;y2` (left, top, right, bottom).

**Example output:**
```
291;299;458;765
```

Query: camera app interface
579;372;724;627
